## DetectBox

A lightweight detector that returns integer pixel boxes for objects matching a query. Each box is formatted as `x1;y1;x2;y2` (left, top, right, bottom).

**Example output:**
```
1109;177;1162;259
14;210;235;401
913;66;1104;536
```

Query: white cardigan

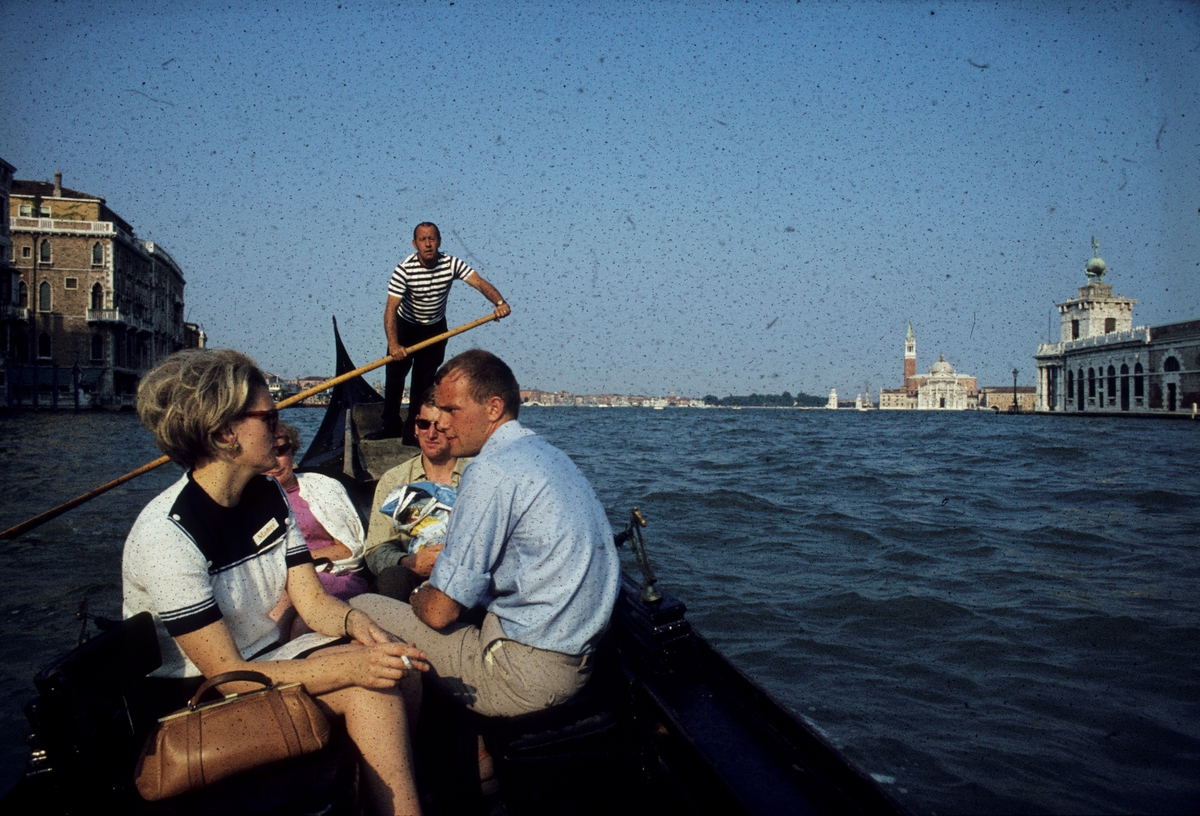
294;472;366;573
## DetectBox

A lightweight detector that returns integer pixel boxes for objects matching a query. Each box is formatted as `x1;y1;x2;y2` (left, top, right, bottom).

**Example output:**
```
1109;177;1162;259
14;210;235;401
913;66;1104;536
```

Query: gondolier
380;222;511;443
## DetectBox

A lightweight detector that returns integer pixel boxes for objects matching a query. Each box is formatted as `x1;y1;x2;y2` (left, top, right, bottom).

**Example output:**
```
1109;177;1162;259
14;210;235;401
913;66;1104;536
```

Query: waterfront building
826;388;838;409
0;158;18;368
978;386;1037;413
1034;242;1200;414
879;323;979;410
6;171;195;408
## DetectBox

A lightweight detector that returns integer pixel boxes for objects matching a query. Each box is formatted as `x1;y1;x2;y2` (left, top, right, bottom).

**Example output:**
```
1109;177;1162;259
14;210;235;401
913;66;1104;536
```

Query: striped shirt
388;252;477;324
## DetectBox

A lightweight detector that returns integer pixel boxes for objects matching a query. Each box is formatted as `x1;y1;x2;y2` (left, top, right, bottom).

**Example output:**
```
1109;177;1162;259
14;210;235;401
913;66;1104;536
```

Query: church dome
929;354;953;376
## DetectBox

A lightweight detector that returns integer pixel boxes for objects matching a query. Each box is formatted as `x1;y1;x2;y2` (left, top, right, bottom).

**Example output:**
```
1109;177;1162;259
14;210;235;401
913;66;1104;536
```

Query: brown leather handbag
134;670;331;801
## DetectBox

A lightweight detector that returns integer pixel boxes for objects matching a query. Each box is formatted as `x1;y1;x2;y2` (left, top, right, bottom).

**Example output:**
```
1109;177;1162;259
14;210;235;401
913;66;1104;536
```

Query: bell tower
904;322;916;386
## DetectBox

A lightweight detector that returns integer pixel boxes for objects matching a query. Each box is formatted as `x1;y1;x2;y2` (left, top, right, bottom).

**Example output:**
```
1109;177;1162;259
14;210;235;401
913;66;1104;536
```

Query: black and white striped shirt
388;252;477;325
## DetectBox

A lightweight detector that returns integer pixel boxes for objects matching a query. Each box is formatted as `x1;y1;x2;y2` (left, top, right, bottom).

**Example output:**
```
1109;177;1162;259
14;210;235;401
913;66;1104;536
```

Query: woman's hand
342;640;430;689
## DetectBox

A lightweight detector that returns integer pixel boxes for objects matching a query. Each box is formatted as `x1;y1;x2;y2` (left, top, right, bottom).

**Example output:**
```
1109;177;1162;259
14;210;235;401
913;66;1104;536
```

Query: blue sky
3;0;1197;398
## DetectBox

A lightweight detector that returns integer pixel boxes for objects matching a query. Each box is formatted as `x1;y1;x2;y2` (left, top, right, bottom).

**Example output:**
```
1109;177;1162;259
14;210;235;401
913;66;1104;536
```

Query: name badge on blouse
253;517;280;548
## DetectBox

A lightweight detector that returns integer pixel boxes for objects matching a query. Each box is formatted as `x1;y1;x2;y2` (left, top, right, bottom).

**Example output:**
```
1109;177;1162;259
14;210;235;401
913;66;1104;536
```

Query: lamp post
1011;368;1019;413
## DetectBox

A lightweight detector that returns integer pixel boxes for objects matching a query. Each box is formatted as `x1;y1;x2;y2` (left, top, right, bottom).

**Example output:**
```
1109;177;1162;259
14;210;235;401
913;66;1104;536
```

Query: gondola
2;322;910;816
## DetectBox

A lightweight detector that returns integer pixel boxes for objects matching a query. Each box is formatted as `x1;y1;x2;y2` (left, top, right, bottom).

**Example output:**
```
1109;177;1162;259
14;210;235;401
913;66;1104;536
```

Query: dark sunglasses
414;418;437;431
241;409;280;430
274;442;294;456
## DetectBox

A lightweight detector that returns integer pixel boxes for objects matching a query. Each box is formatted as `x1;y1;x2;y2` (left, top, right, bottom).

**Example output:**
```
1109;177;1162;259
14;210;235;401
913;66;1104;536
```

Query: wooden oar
0;312;500;540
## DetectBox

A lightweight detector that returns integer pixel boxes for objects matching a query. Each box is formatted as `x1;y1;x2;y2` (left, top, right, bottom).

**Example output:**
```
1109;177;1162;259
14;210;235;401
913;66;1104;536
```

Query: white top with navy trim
387;252;477;325
122;472;312;678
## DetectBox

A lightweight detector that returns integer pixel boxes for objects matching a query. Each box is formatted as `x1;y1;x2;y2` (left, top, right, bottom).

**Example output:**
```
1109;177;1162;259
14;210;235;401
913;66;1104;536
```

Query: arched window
1067;369;1074;399
38;281;51;312
1088;368;1095;398
1134;362;1144;397
1107;365;1116;399
91;242;103;265
17;281;27;307
37;332;51;359
91;283;104;310
1164;356;1180;372
39;239;51;263
90;334;104;360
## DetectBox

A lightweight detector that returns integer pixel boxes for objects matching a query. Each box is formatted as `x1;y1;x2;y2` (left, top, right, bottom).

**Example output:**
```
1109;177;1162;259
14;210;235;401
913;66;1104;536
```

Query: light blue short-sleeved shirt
429;420;620;655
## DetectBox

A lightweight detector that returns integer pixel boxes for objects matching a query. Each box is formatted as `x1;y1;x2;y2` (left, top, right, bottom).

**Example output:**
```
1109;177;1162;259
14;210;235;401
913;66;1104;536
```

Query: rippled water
1;407;1198;814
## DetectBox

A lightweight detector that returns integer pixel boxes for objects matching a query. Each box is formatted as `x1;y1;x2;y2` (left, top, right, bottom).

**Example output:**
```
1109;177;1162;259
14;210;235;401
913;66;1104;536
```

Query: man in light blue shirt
352;350;620;717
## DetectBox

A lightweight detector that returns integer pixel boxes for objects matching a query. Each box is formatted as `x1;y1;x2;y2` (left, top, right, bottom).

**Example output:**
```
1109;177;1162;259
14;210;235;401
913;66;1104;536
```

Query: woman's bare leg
309;646;423;816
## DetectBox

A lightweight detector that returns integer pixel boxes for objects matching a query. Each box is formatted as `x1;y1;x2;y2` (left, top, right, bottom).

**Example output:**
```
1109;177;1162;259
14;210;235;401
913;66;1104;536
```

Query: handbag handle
188;670;274;710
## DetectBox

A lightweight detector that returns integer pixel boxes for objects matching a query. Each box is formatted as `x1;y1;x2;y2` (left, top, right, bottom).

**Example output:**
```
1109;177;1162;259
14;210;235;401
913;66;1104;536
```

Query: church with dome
1034;240;1200;414
879;324;979;410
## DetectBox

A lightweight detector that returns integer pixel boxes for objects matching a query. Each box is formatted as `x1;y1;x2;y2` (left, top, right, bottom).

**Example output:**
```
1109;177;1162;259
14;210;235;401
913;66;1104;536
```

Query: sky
2;0;1197;398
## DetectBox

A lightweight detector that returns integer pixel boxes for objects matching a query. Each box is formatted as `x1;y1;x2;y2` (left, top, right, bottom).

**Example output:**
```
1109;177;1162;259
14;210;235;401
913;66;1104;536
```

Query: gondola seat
17;612;358;816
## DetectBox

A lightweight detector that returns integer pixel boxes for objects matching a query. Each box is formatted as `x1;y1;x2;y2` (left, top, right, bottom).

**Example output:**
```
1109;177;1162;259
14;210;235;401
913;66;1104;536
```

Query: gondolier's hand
388;340;407;361
493;300;511;320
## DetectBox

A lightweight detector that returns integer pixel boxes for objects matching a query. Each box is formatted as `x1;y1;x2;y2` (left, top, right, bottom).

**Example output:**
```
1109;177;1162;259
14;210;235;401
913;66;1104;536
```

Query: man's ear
485;395;506;421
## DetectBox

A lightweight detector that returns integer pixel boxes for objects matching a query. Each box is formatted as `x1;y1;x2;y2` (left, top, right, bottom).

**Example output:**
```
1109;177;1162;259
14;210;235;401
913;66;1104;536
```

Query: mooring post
51;364;59;410
72;363;81;412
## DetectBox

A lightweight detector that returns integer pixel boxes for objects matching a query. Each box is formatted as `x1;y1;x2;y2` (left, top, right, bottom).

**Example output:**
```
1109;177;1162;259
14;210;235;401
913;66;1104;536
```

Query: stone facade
1034;248;1200;415
879;324;978;410
6;172;194;408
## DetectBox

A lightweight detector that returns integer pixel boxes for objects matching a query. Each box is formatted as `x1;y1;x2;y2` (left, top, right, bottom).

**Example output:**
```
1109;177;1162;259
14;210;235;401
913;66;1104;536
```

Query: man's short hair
413;221;441;242
417;386;438;409
435;349;520;419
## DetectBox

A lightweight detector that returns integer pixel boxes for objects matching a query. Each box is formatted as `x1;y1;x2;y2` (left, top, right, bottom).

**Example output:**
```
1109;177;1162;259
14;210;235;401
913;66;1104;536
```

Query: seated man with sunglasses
364;389;469;601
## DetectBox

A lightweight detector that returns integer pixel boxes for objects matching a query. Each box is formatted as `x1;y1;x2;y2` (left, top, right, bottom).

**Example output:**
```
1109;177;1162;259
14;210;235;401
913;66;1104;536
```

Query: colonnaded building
879;324;979;410
1034;243;1200;414
2;168;202;408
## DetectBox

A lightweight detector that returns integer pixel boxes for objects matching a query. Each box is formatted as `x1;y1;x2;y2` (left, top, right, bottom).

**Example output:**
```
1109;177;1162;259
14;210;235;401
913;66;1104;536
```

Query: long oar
0;313;499;540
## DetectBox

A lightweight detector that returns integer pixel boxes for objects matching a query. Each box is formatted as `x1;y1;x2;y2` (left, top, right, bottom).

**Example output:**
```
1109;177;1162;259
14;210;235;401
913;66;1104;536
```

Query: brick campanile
904;322;916;386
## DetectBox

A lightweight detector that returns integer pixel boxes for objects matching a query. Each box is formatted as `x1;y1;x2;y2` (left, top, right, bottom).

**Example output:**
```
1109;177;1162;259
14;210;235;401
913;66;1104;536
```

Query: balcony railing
0;303;30;321
12;217;134;242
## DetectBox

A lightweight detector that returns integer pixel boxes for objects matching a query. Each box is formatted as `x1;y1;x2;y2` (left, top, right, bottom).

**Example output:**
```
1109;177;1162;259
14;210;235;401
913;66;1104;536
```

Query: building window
38;281;51;312
37;332;52;359
39;240;51;264
17;281;27;307
1134;363;1144;397
1088;368;1096;399
91;334;104;360
1164;356;1180;373
1107;365;1116;399
91;283;104;310
92;242;103;265
1071;319;1080;340
1104;317;1116;334
65;277;78;289
22;246;31;259
1067;369;1074;400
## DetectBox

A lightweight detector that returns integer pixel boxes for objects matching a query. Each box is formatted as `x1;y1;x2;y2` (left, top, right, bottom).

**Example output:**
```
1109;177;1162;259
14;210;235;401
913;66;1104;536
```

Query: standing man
352;350;620;717
381;222;511;443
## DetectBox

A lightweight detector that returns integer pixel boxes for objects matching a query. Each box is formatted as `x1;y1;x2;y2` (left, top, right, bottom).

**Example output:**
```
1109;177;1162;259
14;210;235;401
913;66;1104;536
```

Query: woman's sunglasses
241;409;280;431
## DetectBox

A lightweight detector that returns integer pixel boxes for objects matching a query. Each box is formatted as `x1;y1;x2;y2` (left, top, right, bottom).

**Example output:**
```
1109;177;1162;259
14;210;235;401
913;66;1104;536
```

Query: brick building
0;158;18;367
6;171;197;408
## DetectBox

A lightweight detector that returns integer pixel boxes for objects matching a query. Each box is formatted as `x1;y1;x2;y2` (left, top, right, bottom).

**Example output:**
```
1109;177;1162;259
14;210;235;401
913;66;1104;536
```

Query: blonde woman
123;348;426;816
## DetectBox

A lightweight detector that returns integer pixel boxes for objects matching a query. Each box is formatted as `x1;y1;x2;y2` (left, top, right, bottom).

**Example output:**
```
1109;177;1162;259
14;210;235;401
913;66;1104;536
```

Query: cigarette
401;655;413;670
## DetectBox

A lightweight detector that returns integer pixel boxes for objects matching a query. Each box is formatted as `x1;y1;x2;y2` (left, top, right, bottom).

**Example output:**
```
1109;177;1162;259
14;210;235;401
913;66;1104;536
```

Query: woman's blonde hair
137;348;269;468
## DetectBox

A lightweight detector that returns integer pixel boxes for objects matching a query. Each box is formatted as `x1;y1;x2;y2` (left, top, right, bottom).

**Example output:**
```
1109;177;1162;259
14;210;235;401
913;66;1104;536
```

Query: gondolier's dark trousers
384;316;448;441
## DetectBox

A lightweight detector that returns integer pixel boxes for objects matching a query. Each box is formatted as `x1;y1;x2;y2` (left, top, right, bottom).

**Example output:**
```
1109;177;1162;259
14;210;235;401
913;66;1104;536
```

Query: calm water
0;407;1197;814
